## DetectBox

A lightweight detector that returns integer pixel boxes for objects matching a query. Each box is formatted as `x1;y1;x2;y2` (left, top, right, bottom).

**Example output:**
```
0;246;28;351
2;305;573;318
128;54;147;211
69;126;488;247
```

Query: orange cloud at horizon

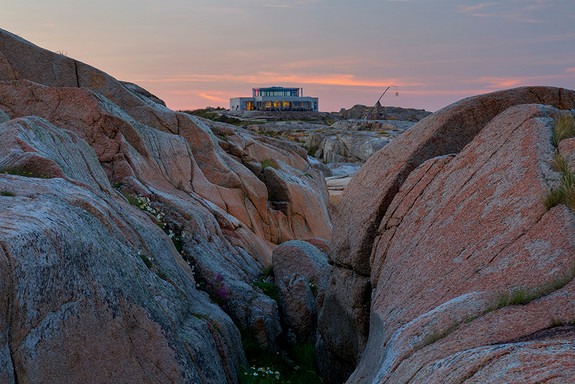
198;93;228;103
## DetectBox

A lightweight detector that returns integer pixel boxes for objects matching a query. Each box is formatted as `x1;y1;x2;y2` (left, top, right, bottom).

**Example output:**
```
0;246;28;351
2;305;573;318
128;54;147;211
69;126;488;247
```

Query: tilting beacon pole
376;85;393;104
364;85;398;120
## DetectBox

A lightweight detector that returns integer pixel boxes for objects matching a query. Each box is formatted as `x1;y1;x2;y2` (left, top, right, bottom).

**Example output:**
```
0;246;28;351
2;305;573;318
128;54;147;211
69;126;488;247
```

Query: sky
1;0;575;112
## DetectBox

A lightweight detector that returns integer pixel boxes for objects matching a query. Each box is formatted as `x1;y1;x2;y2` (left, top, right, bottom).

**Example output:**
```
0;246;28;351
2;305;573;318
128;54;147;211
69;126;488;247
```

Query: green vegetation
553;152;571;174
1;167;51;179
550;318;565;328
239;329;323;384
261;159;278;170
422;322;459;347
0;190;15;196
136;251;168;281
253;266;280;303
487;266;575;313
492;287;532;309
254;280;280;303
156;270;168;281
138;251;153;269
122;192;140;207
544;114;575;211
543;186;566;210
308;279;318;296
552;112;575;147
421;267;575;348
181;108;244;126
215;133;229;142
262;265;274;279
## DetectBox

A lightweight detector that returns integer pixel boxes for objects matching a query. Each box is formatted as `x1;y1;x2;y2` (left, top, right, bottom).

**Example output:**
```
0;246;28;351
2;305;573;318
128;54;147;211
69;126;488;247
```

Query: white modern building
230;87;319;111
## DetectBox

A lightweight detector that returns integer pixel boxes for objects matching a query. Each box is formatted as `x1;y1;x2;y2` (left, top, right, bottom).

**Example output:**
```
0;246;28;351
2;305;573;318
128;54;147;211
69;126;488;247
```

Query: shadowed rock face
272;239;331;344
317;87;575;383
0;28;332;382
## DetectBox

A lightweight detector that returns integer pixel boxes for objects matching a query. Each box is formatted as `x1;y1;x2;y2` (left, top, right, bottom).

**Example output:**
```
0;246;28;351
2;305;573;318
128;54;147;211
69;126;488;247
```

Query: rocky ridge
339;103;431;121
0;28;331;383
318;87;575;383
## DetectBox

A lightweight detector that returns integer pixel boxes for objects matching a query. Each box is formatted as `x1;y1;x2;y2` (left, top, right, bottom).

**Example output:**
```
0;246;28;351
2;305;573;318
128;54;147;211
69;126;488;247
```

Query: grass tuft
550;318;565;328
544;138;575;211
1;190;15;197
122;192;140;207
422;322;459;347
494;287;532;309
552;112;575;147
254;280;280;303
553;151;571;174
490;266;575;312
1;167;50;179
543;187;564;210
261;159;278;170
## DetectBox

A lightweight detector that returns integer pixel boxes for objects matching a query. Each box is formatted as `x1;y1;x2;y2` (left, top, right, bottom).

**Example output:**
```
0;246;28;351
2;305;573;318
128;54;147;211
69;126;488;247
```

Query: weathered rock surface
0;119;243;383
0;28;332;382
318;87;575;383
120;80;167;107
325;163;361;209
272;239;331;343
304;118;414;165
307;130;390;164
330;119;414;133
340;104;431;121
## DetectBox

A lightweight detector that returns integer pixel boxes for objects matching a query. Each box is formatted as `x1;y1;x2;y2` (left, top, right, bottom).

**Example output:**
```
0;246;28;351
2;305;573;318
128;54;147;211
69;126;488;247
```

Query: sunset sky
2;0;575;112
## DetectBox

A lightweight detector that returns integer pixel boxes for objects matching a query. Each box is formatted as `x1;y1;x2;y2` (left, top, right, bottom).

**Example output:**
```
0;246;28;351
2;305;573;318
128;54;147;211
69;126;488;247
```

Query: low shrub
254;280;279;303
1;167;50;179
181;109;244;125
261;159;278;170
206;273;231;309
238;329;322;384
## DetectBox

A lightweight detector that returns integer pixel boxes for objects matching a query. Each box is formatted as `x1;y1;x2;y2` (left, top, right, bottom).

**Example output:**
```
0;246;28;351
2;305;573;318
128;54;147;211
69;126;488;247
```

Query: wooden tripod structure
364;85;399;120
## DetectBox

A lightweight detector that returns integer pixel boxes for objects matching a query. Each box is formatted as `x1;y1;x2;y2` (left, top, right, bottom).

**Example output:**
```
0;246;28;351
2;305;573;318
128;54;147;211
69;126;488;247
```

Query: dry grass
552;112;575;147
545;115;575;210
553;151;571;174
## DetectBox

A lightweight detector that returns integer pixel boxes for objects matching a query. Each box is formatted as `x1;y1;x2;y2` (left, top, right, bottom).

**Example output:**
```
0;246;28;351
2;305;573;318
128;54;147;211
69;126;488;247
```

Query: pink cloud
456;3;500;14
198;93;227;102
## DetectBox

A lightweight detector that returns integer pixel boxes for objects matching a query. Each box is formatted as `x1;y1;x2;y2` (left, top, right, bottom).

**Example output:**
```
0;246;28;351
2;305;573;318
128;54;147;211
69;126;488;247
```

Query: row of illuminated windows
254;90;300;97
242;100;316;110
263;101;313;107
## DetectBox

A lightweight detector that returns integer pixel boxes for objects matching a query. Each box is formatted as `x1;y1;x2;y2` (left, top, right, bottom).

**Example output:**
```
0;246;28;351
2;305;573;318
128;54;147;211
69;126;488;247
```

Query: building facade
230;87;319;111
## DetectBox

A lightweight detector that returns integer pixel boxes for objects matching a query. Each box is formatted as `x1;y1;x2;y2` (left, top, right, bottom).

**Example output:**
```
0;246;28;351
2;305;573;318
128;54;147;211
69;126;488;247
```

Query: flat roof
253;86;300;91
